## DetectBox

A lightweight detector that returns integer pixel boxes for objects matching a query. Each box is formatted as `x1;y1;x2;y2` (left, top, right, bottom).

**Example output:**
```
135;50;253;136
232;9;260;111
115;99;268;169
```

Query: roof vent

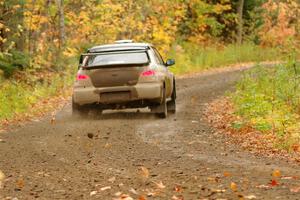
115;40;134;44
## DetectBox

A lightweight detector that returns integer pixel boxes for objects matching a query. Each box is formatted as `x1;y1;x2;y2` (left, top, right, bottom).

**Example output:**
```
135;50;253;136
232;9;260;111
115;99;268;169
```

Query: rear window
86;52;149;67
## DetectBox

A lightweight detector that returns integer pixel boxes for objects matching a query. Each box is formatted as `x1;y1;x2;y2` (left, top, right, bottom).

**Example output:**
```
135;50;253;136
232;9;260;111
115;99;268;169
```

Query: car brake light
76;74;89;80
141;70;156;77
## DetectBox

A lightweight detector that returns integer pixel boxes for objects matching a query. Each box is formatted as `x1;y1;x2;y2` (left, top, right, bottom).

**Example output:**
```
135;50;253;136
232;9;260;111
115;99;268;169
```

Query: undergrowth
0;58;77;121
169;43;282;75
232;53;300;150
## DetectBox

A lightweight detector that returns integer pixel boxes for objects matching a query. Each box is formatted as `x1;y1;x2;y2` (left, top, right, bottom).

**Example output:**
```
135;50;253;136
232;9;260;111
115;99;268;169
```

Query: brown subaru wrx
72;40;176;118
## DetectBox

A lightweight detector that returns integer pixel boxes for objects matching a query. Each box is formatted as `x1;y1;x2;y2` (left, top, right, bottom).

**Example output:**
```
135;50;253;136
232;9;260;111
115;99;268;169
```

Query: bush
232;57;300;149
0;50;30;77
0;72;74;120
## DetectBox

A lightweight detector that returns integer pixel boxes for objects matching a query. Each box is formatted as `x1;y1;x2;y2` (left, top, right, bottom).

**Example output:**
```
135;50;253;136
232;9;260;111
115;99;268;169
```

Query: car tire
167;84;176;114
72;97;89;117
156;87;168;118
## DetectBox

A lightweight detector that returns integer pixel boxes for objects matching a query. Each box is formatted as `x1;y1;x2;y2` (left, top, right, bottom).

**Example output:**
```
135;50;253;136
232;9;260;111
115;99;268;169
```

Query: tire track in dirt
0;67;300;199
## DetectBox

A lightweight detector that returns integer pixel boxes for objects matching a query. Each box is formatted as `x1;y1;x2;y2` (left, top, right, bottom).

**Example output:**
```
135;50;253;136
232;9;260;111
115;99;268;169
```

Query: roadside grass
169;43;282;75
0;58;77;123
231;56;300;151
0;74;73;119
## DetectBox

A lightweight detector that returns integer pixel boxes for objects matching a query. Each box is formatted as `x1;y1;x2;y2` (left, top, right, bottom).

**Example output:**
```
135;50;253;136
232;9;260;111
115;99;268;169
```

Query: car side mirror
79;55;83;65
165;59;175;67
78;55;84;70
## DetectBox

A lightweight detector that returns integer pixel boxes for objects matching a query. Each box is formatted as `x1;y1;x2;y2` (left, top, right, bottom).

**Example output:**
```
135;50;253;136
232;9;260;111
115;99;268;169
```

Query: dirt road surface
1;68;300;200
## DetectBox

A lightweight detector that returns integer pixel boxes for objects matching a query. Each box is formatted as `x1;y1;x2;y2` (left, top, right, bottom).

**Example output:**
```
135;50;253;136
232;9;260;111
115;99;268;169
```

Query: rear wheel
167;84;176;114
156;87;168;118
72;98;89;117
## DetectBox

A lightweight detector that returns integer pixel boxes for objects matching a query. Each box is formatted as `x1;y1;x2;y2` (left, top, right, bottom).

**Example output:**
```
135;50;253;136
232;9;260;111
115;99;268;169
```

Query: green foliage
0;68;75;120
232;53;300;149
0;50;29;77
168;42;282;75
243;0;266;43
232;121;245;130
178;0;234;42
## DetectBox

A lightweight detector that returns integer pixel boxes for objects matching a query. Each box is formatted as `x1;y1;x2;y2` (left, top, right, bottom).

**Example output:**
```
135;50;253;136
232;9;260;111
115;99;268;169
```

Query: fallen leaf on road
0;170;5;181
145;189;157;197
172;195;184;200
290;186;300;193
114;192;122;196
256;184;270;189
230;182;238;192
108;176;116;183
16;179;24;189
272;170;281;178
0;170;4;188
140;167;149;179
90;191;97;196
174;185;182;192
223;172;231;177
153;181;166;189
119;194;133;200
138;196;147;200
113;193;134;200
104;143;112;148
37;171;50;177
129;188;138;195
207;177;217;182
211;188;226;193
281;176;293;180
269;180;279;186
245;194;257;199
100;186;111;191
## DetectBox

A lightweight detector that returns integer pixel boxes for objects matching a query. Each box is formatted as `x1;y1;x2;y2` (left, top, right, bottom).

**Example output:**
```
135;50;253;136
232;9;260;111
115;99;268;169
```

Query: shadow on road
70;109;158;121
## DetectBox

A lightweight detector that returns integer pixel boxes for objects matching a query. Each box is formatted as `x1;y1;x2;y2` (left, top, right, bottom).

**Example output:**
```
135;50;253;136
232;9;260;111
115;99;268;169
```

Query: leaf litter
204;97;300;162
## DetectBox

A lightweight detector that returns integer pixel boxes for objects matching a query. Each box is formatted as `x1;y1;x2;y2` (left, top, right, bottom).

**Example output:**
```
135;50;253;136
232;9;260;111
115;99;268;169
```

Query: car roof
88;43;152;53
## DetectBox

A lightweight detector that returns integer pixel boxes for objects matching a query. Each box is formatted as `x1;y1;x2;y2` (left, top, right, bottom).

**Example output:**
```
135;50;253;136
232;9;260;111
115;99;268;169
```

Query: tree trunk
237;0;244;45
16;1;25;52
56;0;65;48
0;4;5;52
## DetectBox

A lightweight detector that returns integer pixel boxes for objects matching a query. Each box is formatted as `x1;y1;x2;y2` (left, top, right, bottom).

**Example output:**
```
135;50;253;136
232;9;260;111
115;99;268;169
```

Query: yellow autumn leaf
230;182;238;192
272;170;281;178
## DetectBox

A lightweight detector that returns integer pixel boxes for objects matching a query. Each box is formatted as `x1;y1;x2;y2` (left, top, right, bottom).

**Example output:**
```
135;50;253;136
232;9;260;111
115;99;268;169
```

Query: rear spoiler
88;46;150;53
78;50;150;69
82;63;149;70
82;49;147;56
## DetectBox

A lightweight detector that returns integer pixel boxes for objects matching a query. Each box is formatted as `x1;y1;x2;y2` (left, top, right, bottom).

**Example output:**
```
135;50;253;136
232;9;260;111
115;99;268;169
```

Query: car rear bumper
73;82;162;105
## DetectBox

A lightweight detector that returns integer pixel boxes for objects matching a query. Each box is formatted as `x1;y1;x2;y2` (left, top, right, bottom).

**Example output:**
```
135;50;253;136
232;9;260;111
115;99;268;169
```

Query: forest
1;0;299;77
0;0;300;150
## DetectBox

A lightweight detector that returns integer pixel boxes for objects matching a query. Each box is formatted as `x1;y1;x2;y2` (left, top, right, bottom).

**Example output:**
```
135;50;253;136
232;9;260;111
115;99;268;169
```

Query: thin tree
56;0;65;48
237;0;245;44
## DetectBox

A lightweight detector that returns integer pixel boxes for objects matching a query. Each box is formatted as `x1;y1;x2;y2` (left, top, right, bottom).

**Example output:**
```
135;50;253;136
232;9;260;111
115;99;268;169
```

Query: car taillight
76;74;89;80
141;70;156;77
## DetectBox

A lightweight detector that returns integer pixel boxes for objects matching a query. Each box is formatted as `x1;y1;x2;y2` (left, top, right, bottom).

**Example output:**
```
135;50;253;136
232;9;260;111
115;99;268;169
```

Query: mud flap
167;100;176;113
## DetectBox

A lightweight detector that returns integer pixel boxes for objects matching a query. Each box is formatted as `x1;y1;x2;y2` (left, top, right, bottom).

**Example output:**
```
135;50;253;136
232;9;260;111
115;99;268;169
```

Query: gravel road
1;68;300;200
